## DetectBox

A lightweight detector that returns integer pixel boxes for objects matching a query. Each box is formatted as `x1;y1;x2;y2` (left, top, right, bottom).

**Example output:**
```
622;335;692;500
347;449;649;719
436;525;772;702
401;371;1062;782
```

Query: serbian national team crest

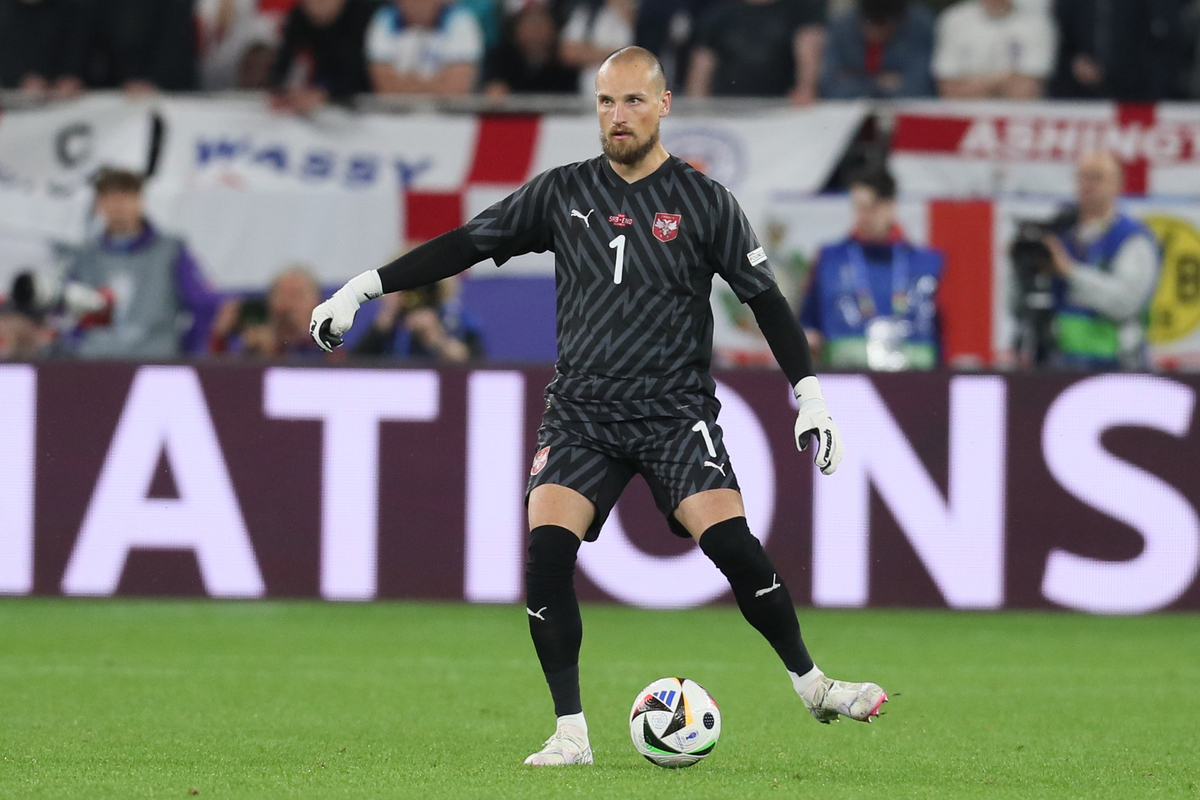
531;446;551;476
652;213;681;242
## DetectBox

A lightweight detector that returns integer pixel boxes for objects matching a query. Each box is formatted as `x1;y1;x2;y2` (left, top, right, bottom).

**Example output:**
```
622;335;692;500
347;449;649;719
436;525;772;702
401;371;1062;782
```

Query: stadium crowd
0;0;1178;368
0;0;1195;103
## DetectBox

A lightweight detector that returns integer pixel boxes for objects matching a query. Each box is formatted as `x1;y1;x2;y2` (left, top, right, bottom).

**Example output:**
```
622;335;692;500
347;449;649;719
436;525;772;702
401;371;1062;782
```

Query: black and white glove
309;270;383;352
793;376;843;475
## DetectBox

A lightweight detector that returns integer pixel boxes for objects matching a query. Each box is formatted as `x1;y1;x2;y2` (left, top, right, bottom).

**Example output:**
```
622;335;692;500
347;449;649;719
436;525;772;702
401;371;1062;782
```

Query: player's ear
660;90;672;117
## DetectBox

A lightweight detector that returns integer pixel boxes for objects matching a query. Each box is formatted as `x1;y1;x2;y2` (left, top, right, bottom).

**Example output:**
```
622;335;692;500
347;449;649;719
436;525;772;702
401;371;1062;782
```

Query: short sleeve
366;7;396;64
561;7;590;44
1015;13;1057;78
442;8;484;65
708;186;776;302
463;168;557;265
931;9;965;79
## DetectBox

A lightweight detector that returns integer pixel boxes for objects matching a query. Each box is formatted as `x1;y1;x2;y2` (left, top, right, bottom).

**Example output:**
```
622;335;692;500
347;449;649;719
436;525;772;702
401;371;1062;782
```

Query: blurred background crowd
0;0;1191;369
1;0;1195;106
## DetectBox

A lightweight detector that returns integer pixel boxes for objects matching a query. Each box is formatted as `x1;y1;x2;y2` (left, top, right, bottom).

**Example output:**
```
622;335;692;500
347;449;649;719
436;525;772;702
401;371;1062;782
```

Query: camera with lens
1008;206;1078;365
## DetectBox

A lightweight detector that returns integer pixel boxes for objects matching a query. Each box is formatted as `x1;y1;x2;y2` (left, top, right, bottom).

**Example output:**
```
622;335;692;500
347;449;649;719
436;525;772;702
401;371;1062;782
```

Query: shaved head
1076;150;1123;219
1077;150;1121;182
598;46;667;96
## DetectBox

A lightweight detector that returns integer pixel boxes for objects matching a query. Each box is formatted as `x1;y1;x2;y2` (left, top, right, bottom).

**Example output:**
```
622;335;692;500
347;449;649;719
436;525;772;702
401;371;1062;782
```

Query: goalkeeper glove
793;376;843;475
309;270;383;352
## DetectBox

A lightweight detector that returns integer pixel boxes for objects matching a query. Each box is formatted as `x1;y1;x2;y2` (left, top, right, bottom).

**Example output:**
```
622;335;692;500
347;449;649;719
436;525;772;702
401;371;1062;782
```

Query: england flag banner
890;101;1200;198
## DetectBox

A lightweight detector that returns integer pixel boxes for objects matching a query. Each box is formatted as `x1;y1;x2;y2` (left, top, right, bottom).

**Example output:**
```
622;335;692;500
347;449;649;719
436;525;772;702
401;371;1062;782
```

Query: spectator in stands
0;0;76;96
800;166;944;370
366;0;484;95
1016;151;1160;369
197;0;282;90
635;0;716;90
484;4;578;96
66;168;223;360
933;0;1056;99
268;0;377;112
820;0;935;99
687;0;825;102
61;0;199;93
354;279;483;360
237;41;283;89
1051;0;1188;101
633;0;687;89
560;0;636;95
459;0;500;53
210;266;326;357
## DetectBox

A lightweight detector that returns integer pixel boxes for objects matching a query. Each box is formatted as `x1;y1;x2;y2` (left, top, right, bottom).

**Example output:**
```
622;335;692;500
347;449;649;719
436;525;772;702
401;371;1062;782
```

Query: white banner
890;100;1200;198
0;98;867;293
0;95;152;286
147;99;419;288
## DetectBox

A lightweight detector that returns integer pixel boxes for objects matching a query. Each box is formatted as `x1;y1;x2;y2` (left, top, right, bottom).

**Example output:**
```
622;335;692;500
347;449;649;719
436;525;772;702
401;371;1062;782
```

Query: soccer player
309;46;888;766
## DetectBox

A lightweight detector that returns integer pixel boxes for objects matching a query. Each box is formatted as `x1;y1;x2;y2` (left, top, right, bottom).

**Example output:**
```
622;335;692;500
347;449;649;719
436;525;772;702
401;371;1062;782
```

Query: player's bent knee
696;515;755;547
527;524;582;574
696;516;766;570
528;484;593;540
675;488;746;541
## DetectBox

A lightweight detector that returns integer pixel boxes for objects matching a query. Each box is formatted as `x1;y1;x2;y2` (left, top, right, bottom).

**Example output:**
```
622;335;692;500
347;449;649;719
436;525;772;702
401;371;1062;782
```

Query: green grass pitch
0;600;1197;799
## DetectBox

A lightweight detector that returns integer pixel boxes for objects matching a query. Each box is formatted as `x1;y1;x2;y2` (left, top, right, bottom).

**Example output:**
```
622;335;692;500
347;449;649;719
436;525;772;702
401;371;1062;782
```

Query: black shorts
525;413;740;542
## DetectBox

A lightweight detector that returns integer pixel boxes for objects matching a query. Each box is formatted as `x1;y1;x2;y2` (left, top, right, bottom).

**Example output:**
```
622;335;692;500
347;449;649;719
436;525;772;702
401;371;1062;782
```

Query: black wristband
377;227;484;294
746;285;815;386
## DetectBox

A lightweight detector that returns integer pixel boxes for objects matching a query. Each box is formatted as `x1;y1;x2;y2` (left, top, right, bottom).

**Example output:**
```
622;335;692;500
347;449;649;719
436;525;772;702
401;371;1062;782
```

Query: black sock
698;516;814;676
525;525;584;716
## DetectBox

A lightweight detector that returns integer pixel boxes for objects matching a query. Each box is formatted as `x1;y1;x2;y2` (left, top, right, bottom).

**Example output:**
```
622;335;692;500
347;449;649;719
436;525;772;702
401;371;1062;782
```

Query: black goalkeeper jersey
464;154;776;421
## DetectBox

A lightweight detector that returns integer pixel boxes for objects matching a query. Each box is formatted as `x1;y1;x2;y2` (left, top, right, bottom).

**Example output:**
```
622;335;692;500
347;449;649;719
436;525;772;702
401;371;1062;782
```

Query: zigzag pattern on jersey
465;156;776;421
527;414;739;541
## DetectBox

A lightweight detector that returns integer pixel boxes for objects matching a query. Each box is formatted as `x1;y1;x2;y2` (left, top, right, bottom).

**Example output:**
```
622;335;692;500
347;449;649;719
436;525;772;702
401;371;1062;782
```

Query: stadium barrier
1;362;1196;614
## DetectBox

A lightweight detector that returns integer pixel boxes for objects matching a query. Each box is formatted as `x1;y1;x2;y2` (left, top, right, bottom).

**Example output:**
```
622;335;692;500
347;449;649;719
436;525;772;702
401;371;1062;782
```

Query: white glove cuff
346;270;383;305
793;375;825;409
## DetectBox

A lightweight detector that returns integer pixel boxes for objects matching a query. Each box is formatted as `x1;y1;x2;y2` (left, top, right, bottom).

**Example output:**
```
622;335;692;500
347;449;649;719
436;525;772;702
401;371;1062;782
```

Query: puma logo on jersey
703;460;726;476
571;209;595;227
527;606;548;620
755;574;781;597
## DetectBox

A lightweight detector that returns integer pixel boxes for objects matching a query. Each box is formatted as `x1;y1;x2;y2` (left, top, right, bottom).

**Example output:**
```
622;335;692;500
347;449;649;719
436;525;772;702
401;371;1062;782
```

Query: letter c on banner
577;381;775;608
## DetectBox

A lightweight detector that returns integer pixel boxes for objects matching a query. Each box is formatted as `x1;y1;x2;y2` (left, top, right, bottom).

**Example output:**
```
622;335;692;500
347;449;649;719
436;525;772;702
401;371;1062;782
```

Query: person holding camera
1011;151;1159;369
209;266;327;358
799;166;943;370
353;278;484;361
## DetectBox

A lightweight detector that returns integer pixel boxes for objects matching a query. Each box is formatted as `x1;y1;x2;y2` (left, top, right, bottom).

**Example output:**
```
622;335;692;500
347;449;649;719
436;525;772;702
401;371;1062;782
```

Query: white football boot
523;724;593;766
799;672;888;724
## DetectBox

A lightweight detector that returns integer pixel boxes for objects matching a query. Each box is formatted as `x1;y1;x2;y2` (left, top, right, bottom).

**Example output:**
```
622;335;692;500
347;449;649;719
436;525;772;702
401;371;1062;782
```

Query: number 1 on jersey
691;421;717;458
609;235;626;284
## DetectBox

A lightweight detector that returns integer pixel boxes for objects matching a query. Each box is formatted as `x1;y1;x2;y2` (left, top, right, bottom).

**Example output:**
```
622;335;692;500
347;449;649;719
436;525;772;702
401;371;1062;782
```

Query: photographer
209;266;326;359
353;278;483;361
1010;151;1159;369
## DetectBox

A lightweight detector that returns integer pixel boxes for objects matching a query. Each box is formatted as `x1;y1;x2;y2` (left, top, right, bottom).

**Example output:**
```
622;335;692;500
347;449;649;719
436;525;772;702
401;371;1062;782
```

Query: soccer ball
629;677;721;768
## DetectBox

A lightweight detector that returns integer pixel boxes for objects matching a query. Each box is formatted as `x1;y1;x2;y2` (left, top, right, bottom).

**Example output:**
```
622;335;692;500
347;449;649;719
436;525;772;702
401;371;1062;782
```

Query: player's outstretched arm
746;286;843;475
310;228;482;352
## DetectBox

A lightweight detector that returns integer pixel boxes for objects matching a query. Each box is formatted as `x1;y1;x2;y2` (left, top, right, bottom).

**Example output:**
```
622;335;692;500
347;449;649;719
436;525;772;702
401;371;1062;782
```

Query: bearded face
600;121;661;167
